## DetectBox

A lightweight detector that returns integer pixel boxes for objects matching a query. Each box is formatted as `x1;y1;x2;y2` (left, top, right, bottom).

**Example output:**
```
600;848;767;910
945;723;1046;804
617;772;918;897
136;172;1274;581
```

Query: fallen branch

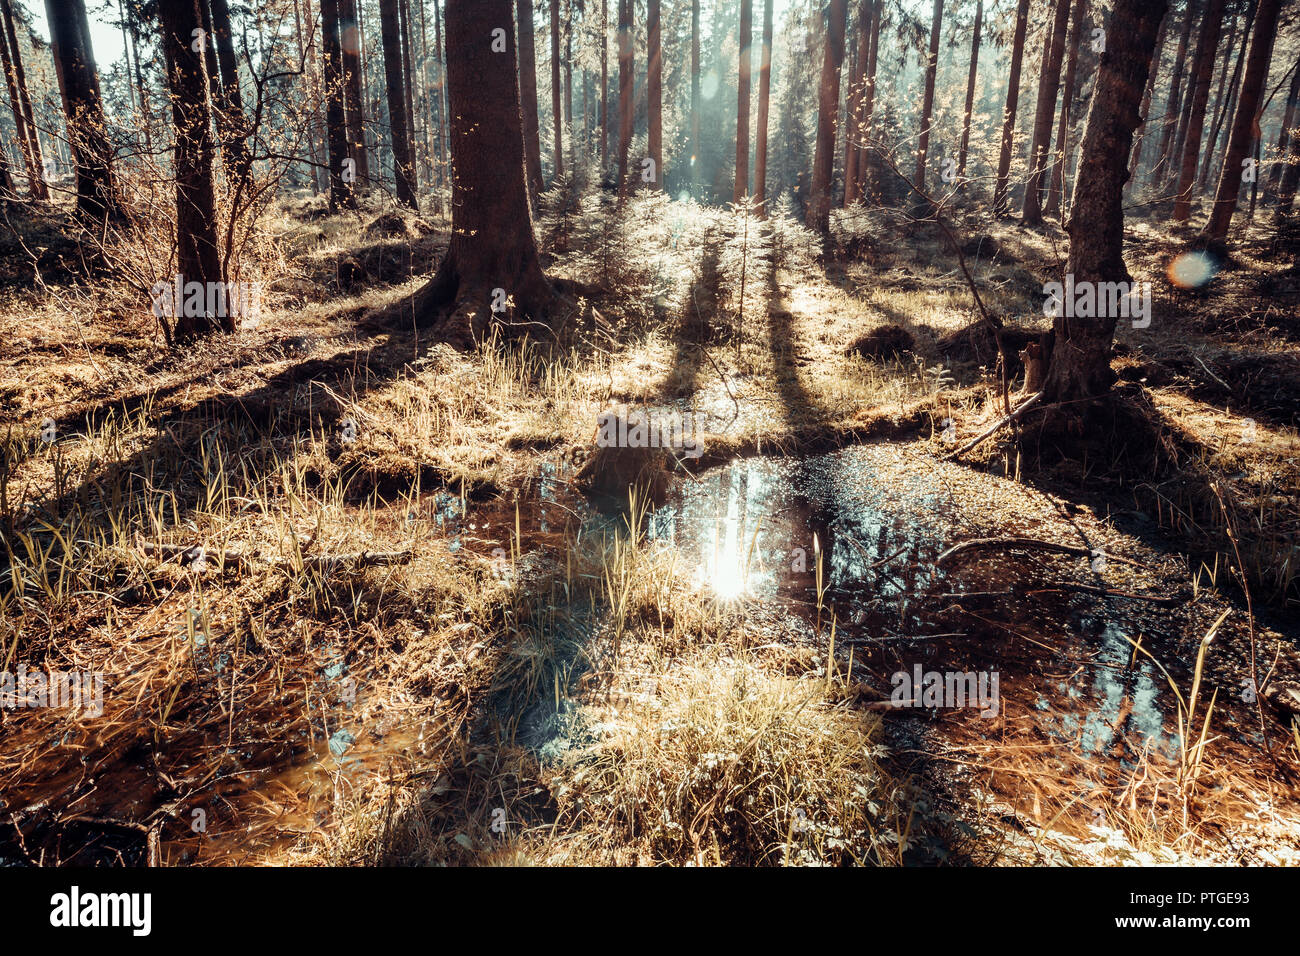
937;584;1185;606
935;536;1146;570
944;391;1043;460
138;540;413;574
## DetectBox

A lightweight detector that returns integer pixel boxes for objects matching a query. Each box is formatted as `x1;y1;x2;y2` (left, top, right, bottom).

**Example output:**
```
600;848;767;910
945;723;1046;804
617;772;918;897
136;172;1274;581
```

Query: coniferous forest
2;0;1300;880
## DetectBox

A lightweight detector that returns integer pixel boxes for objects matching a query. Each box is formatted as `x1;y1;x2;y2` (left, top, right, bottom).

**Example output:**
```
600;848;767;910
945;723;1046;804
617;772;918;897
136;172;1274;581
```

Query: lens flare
1166;251;1218;289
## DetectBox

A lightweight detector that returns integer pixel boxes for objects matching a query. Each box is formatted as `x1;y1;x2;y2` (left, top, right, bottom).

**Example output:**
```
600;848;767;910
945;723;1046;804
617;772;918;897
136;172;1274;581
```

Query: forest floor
1;188;1299;865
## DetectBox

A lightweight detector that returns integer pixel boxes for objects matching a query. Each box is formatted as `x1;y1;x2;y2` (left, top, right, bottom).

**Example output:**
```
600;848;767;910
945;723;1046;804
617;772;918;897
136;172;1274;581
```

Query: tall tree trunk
45;0;121;223
127;0;154;156
209;0;252;188
400;0;417;170
913;0;943;195
1171;0;1226;220
159;0;229;339
992;0;1030;217
1203;0;1282;240
754;0;773;211
689;0;698;191
734;0;752;202
1040;0;1167;408
647;0;661;189
1200;3;1247;190
1023;0;1070;225
843;0;872;204
1275;63;1300;216
564;5;572;171
1127;2;1167;188
1047;0;1088;217
550;0;564;182
0;0;42;199
853;0;879;193
340;0;369;184
1264;53;1299;204
806;0;846;230
1203;0;1254;191
398;0;554;343
601;0;609;175
321;0;357;208
433;0;447;199
1152;0;1198;187
956;0;982;179
616;0;631;195
379;0;417;207
517;0;543;198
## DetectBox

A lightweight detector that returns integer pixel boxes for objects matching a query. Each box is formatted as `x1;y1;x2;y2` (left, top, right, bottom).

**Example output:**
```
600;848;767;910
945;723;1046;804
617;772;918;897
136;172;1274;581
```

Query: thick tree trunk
1041;0;1166;407
321;0;357;209
209;0;252;188
549;0;563;182
734;0;752;202
806;0;846;230
754;0;773;211
396;0;553;344
1023;0;1070;225
1;0;47;200
913;0;943;195
1197;3;1241;190
1202;0;1254;191
992;0;1030;217
45;0;121;224
400;0;417;169
1171;0;1226;221
340;0;369;184
379;0;417;207
616;0;631;195
1203;0;1283;240
1152;0;1197;187
956;0;982;179
647;0;661;189
1047;0;1089;217
517;0;543;198
159;0;230;340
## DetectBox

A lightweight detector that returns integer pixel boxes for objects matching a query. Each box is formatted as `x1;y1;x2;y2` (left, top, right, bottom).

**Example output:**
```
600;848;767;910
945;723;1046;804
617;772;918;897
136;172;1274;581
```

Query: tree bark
992;0;1030;217
548;0;564;182
1152;0;1198;187
379;0;417;207
616;0;631;195
517;0;543;198
843;0;871;205
956;0;982;179
1041;0;1166;408
45;0;121;224
1171;0;1226;221
340;0;369;184
1264;53;1299;204
1047;0;1088;217
913;0;943;195
1197;2;1240;190
209;0;252;188
1023;0;1071;225
754;0;773;211
1203;0;1283;240
321;0;357;208
853;0;880;193
1127;2;1166;188
734;0;752;202
0;0;46;199
689;0;698;191
395;0;554;343
806;0;846;230
159;0;230;339
647;0;661;189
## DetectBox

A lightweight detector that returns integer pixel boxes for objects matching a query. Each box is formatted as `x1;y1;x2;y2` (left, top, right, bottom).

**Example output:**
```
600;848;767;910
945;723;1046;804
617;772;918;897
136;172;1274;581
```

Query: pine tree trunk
379;0;417;207
616;0;631;195
647;0;661;189
340;0;369;183
1203;0;1282;240
1152;0;1197;186
1202;0;1253;191
398;0;554;343
1264;54;1299;203
1171;0;1226;221
689;0;698;191
1040;0;1166;408
734;0;752;202
913;0;943;195
1023;0;1070;225
159;0;230;340
321;0;357;208
992;0;1030;217
550;0;564;182
1197;3;1240;190
1047;0;1088;217
957;0;982;179
209;0;253;188
754;0;773;211
1127;2;1166;189
1;0;47;199
854;0;879;192
806;0;846;230
400;0;416;169
45;0;121;223
517;0;543;198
